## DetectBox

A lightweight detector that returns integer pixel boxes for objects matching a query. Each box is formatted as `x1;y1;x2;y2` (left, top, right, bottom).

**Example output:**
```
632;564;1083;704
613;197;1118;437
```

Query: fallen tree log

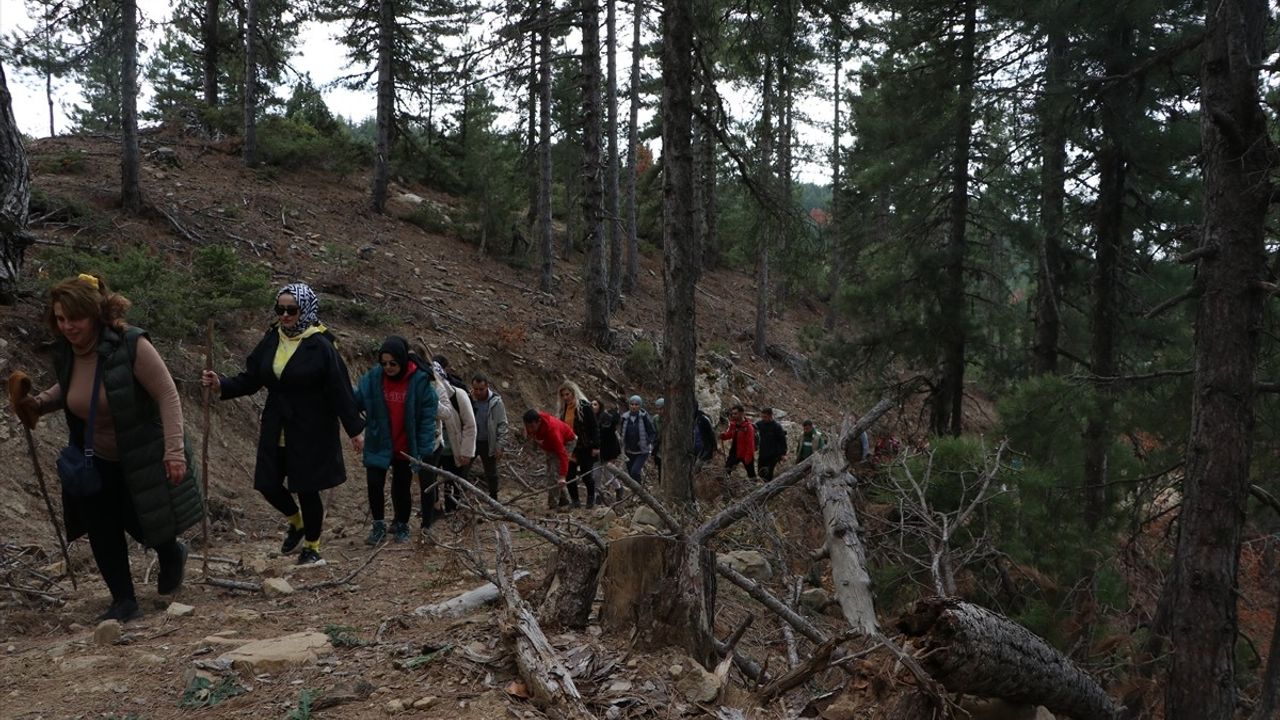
811;433;878;635
494;525;594;720
414;571;531;618
898;596;1117;720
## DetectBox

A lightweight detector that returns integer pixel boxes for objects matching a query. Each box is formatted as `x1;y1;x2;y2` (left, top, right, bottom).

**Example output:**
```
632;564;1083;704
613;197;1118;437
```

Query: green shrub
405;201;453;235
28;188;110;236
36;245;272;341
322;624;368;647
257;115;368;174
33;149;88;175
624;339;661;384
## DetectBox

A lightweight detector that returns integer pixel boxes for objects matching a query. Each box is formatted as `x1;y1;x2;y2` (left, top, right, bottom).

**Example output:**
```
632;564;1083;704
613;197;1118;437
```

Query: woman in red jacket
720;404;757;480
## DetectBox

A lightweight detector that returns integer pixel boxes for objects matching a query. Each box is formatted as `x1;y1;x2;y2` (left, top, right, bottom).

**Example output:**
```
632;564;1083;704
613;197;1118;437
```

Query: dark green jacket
57;326;203;547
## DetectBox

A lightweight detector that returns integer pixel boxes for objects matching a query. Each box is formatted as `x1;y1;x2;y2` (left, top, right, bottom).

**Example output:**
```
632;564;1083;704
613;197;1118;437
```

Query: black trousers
367;458;413;524
82;458;182;604
472;442;500;499
725;453;757;479
259;447;324;542
420;449;445;529
566;451;596;505
758;456;781;482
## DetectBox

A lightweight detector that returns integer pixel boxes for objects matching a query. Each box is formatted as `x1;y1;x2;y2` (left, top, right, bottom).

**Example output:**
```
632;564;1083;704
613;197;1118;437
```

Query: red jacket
720;418;756;463
529;412;577;478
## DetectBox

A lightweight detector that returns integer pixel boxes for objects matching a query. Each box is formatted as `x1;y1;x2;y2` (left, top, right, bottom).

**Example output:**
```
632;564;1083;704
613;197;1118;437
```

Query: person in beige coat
427;360;475;522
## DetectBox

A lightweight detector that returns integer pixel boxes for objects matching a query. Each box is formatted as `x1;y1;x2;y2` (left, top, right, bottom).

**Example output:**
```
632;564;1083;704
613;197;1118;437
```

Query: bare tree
581;0;610;347
120;0;142;213
605;0;622;310
1165;1;1272;718
537;0;554;293
1;63;32;304
202;0;220;109
371;0;393;212
623;0;641;293
243;0;259;166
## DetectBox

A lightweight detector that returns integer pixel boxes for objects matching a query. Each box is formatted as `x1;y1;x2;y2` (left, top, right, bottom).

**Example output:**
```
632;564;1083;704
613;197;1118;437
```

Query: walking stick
8;373;77;589
200;319;213;579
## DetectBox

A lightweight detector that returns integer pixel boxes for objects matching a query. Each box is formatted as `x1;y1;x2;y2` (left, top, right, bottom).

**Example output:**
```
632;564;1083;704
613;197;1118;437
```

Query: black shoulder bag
56;356;105;499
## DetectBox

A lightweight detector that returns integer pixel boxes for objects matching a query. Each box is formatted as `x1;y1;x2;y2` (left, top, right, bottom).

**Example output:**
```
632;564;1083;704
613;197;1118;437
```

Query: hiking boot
297;548;322;565
96;598;142;623
281;525;306;554
157;542;187;595
365;520;387;546
392;522;411;543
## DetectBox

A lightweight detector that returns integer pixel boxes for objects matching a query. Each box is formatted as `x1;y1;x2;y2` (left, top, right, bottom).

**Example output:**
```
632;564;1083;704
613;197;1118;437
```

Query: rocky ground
0;131;895;720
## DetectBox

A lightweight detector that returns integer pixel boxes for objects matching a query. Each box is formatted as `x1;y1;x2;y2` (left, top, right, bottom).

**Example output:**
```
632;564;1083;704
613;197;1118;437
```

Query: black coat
219;327;364;493
560;399;598;459
755;419;788;462
597;409;621;462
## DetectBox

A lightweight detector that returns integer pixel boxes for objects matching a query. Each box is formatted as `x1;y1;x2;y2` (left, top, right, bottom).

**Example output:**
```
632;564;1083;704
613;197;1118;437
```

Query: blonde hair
44;273;130;335
556;380;587;410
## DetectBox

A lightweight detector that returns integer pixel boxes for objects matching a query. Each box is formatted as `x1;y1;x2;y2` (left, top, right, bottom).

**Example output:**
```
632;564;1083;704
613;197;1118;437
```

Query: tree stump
599;534;716;666
538;540;603;629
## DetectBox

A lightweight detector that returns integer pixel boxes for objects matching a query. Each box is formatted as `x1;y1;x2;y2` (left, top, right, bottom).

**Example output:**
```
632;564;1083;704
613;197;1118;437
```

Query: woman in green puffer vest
15;273;202;623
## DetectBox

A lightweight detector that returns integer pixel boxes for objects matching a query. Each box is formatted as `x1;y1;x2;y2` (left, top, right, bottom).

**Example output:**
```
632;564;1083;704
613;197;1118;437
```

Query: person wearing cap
796;419;827;463
523;409;577;509
619;395;656;484
755;407;788;481
353;336;438;545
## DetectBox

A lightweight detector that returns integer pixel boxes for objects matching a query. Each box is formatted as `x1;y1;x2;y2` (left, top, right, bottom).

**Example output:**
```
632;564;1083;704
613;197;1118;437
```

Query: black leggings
82;459;183;604
566;452;596;505
259;446;324;541
367;459;413;524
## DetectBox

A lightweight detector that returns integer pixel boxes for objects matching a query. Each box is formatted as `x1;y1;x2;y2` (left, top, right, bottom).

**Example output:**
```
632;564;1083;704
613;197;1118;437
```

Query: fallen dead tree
898;596;1118;720
494;524;594;720
415;571;531;618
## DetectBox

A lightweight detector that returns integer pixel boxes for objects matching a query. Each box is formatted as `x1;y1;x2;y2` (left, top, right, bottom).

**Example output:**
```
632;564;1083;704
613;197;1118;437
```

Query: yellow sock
287;512;304;530
302;539;320;552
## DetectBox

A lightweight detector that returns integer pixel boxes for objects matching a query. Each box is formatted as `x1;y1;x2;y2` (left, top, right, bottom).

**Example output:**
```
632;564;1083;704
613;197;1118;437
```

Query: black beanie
380;335;410;379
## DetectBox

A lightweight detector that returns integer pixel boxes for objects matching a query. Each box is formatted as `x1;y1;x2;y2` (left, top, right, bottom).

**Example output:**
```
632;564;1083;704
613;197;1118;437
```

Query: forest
0;0;1278;719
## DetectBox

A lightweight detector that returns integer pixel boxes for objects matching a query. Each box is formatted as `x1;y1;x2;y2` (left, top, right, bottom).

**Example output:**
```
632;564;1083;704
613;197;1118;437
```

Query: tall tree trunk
243;0;259;166
775;12;794;310
753;59;773;359
1032;28;1068;375
43;7;55;137
931;0;974;437
606;0;623;310
1166;1;1270;717
371;0;394;213
1;64;31;304
581;0;610;348
526;28;539;231
1079;25;1131;651
700;95;718;269
202;0;220;110
120;0;142;214
537;0;554;293
624;0;642;293
659;0;696;504
824;29;842;332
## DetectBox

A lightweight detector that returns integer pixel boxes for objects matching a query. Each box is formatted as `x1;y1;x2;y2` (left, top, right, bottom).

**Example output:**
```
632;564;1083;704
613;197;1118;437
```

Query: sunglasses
380;360;400;368
274;305;300;316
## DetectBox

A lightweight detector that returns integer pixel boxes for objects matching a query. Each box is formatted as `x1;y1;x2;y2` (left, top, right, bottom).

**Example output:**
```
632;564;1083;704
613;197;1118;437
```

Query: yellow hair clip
77;273;100;290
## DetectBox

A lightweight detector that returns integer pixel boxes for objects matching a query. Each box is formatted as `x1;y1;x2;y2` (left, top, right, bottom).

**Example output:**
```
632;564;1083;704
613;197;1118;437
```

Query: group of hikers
7;274;844;623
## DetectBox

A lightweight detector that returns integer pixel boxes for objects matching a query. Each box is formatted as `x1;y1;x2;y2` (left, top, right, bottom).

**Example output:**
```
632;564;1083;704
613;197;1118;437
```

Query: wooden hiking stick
200;319;213;578
8;372;77;589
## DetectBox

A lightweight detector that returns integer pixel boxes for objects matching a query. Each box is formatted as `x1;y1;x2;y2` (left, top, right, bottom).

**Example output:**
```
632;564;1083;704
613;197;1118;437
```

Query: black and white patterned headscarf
277;282;319;337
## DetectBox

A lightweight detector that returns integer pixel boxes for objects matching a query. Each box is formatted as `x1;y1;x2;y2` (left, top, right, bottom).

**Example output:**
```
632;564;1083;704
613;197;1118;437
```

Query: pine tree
581;0;610;347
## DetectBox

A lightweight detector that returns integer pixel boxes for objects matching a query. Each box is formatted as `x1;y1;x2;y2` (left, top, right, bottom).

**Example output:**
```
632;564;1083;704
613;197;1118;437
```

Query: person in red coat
720;404;757;480
523;409;577;509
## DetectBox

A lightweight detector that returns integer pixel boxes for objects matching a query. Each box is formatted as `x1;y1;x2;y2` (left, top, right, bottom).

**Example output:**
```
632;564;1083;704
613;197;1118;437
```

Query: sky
0;0;838;185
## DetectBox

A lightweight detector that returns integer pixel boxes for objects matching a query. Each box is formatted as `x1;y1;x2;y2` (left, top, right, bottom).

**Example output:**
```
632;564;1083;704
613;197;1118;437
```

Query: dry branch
494;525;593;720
601;464;686;537
298;546;385;591
898;597;1117;720
414;571;531;618
757;630;854;702
693;458;815;544
812;430;879;635
715;560;826;645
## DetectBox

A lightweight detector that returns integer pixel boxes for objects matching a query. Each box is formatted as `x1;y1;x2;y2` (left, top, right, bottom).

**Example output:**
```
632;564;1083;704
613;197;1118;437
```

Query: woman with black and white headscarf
201;283;365;565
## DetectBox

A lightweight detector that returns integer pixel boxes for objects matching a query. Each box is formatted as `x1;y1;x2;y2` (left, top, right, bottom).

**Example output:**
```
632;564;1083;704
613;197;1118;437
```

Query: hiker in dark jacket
15;273;201;622
755;407;788;481
619;395;656;484
202;283;364;566
593;398;623;502
353;336;438;545
693;406;716;466
557;380;599;508
469;373;509;500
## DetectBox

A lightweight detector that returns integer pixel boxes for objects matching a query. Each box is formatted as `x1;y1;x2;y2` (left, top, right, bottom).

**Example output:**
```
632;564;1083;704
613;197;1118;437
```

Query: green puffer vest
56;326;203;547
